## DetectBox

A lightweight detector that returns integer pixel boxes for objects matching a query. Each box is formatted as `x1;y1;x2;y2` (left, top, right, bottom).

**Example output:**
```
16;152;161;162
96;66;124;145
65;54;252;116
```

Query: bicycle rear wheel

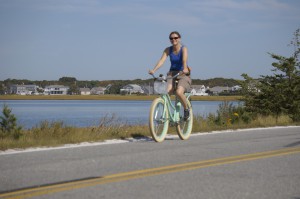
176;99;193;140
149;98;169;142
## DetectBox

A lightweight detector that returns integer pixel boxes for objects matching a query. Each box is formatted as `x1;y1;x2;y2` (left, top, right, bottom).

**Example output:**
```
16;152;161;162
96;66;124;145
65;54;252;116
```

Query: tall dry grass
0;102;298;151
0;114;297;151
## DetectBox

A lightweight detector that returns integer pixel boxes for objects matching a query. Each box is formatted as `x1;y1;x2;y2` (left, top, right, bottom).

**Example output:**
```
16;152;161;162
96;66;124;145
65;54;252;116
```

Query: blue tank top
169;46;184;71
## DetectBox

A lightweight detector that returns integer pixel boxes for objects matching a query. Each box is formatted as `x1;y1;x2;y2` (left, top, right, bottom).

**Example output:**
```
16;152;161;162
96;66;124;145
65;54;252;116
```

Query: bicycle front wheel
149;98;169;142
176;99;193;140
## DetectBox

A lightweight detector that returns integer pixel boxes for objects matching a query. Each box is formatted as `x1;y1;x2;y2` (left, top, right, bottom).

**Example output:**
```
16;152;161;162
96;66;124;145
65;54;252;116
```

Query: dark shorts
167;71;191;92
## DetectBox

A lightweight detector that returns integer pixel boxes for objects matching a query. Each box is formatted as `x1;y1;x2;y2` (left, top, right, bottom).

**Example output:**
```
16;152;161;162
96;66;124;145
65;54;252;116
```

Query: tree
59;77;79;95
240;73;260;115
0;83;6;95
68;85;80;95
59;77;77;83
0;104;22;139
242;28;300;122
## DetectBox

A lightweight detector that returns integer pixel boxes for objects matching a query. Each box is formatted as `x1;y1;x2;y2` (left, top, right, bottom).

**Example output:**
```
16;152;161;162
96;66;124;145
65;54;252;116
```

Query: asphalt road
0;126;300;199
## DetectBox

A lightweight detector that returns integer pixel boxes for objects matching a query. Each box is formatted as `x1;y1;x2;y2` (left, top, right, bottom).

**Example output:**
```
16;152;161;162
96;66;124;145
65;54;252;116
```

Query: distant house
10;84;38;95
90;87;105;95
190;85;208;96
209;86;231;95
120;84;144;94
247;80;261;93
231;85;242;92
141;84;154;95
44;85;69;95
80;88;91;95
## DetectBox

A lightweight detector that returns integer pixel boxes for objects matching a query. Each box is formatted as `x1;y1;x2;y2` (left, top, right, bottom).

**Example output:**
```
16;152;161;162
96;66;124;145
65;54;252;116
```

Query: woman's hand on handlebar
183;69;189;75
148;69;155;75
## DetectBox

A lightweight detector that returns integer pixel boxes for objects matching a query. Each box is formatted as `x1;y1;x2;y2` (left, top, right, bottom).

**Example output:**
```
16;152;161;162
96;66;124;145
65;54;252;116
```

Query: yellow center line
1;147;300;199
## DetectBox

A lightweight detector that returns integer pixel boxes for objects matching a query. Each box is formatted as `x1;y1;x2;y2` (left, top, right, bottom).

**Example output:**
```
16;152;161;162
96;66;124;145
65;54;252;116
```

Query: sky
0;0;299;81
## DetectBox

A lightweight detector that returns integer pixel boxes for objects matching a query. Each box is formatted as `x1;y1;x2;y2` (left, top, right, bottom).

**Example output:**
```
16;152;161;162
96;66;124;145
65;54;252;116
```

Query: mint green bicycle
149;74;193;142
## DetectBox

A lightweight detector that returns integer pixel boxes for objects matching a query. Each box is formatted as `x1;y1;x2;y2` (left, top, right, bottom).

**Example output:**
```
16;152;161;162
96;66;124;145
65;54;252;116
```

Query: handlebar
150;73;181;81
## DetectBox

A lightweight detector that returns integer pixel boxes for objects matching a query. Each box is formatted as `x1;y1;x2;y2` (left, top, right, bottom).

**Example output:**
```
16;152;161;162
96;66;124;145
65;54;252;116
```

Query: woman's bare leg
176;86;188;109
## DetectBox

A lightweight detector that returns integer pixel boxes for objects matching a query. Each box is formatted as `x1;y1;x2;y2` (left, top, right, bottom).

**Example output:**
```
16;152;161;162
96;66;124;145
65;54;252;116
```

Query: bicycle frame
150;72;191;122
160;93;191;125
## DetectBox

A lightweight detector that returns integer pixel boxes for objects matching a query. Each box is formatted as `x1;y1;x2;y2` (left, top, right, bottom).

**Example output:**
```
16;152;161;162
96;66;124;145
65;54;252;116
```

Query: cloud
182;0;299;30
16;0;201;27
1;0;298;32
32;0;127;15
0;0;133;15
189;0;291;11
145;12;203;27
0;0;295;15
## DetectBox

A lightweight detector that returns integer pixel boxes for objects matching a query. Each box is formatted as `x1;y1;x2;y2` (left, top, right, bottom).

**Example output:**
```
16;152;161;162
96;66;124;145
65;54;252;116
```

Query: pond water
0;100;242;129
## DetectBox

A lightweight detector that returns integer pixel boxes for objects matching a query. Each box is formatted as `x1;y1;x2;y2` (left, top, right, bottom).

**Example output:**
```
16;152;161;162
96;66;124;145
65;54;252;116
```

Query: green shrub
0;104;22;139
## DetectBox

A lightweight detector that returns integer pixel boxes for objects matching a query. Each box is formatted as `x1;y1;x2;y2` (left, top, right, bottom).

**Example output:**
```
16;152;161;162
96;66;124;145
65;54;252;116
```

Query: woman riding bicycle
149;31;191;121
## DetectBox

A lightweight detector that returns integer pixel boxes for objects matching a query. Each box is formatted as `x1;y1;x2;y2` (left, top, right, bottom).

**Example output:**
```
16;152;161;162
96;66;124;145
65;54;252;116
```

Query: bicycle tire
176;99;193;140
149;98;169;142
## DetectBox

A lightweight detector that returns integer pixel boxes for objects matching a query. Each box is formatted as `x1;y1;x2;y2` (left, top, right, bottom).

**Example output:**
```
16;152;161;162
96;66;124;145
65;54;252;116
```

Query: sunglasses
169;37;179;40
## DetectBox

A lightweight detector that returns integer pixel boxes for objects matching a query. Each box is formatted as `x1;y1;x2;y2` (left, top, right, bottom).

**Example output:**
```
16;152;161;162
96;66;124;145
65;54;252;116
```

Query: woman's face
169;34;180;45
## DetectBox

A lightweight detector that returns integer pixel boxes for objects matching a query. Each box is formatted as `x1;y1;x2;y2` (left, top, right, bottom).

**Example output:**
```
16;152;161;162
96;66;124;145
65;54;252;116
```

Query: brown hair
169;31;181;39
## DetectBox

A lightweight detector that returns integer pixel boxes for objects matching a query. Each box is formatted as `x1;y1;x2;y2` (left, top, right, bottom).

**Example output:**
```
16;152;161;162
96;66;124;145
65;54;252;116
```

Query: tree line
0;76;241;95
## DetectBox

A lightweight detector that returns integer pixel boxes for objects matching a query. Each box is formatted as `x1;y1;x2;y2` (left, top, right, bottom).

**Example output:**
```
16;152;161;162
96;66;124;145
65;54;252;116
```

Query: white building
209;86;231;95
10;85;38;95
80;88;91;95
120;84;144;94
44;85;69;95
190;85;208;96
90;87;106;95
231;85;242;92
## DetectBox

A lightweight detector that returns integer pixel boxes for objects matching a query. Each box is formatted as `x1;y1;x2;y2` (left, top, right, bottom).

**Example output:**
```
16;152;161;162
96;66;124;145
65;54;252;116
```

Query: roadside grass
0;113;298;151
192;114;294;133
0;121;150;150
0;100;298;151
